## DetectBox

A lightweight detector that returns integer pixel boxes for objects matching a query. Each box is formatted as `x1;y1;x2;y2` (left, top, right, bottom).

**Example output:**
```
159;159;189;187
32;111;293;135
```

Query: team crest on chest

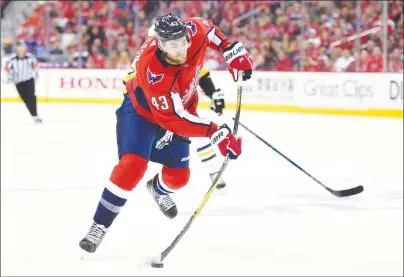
147;67;164;85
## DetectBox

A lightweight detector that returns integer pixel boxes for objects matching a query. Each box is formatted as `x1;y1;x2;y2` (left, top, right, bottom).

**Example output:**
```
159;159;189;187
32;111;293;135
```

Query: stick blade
137;254;162;269
333;185;364;197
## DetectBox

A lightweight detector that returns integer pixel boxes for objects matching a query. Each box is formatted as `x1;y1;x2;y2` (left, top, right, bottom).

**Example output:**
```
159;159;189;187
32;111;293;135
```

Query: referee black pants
15;78;38;117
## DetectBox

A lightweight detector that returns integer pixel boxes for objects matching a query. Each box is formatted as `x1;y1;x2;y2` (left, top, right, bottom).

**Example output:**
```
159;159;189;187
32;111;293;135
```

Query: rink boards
1;69;402;118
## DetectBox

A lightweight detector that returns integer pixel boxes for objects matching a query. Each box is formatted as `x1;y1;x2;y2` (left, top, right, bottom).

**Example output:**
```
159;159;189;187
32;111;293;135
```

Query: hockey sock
93;183;130;228
153;173;175;195
154;166;190;195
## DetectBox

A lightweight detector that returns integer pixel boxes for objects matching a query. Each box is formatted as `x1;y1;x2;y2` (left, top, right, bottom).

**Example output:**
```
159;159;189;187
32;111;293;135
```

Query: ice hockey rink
1;102;403;276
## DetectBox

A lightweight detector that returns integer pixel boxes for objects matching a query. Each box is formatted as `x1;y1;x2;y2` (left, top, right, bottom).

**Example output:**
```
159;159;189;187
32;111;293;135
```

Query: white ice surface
1;102;403;276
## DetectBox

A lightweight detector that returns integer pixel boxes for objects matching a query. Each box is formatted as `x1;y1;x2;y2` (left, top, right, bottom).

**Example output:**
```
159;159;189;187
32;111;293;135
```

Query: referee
4;40;42;123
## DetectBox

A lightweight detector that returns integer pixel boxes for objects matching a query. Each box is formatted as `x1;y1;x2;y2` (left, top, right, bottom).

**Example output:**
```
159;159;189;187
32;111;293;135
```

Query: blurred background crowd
1;0;403;72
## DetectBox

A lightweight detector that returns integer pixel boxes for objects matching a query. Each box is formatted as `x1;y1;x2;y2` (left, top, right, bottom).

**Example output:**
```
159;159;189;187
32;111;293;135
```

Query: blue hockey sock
93;187;127;228
153;175;173;195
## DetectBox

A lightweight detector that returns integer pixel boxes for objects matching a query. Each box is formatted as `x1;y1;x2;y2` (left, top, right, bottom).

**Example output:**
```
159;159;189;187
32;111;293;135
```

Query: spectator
388;47;403;72
388;55;403;72
87;25;106;50
3;38;13;55
359;49;369;72
333;49;354;72
80;1;91;22
366;40;376;54
110;51;119;69
128;47;137;62
62;53;77;68
316;46;330;70
89;48;107;69
125;21;134;36
91;38;107;56
115;51;131;69
303;56;319;72
319;29;331;48
250;48;266;70
288;2;303;22
274;50;293;71
325;47;340;71
111;40;128;61
346;49;368;72
367;46;384;72
390;47;402;60
11;1;403;71
61;22;76;51
50;40;64;55
306;41;320;60
306;28;321;47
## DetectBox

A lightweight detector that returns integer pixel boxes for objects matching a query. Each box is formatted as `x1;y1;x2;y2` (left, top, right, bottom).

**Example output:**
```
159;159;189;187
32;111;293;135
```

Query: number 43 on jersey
152;96;169;110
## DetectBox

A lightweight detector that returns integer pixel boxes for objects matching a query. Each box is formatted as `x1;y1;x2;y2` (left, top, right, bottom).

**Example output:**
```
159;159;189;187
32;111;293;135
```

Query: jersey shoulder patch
185;21;197;37
186;17;213;34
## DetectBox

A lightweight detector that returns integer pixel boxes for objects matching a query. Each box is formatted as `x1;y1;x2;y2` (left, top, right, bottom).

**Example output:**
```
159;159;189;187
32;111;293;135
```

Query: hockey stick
233;120;364;198
148;73;243;268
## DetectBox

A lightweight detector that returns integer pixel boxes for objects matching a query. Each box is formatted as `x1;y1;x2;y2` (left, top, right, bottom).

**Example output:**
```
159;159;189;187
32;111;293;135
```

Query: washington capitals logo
147;67;164;85
186;21;197;37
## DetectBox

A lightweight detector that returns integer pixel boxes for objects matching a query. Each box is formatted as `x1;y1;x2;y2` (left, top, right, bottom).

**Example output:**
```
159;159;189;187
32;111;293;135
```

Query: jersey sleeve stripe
207;27;223;47
169;91;211;126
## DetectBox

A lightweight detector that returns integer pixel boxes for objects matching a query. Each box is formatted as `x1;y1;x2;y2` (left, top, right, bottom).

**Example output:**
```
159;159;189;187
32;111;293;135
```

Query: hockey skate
210;172;226;189
147;178;178;219
79;222;108;253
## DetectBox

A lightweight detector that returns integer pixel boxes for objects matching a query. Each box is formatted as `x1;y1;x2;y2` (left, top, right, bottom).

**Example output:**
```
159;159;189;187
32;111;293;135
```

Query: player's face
161;36;189;65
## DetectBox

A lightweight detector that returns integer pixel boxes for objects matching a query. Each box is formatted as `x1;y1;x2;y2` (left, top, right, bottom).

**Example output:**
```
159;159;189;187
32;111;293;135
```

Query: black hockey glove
210;89;225;116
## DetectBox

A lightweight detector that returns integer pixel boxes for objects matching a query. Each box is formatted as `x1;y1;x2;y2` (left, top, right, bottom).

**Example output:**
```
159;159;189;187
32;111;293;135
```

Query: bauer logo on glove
210;124;242;160
211;130;224;145
224;45;245;62
223;41;253;82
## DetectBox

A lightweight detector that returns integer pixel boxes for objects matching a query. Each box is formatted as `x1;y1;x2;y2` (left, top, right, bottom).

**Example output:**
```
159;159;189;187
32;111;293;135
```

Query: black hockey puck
151;263;164;268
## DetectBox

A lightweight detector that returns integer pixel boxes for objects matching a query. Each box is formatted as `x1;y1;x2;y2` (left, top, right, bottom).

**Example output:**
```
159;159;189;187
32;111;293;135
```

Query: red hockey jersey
125;17;231;138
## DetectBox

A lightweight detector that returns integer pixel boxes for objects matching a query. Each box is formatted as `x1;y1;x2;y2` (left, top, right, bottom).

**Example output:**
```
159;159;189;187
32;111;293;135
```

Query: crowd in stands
2;0;403;72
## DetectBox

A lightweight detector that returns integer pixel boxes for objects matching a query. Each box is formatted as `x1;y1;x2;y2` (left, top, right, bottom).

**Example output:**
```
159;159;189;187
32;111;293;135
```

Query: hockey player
122;26;227;189
79;13;253;254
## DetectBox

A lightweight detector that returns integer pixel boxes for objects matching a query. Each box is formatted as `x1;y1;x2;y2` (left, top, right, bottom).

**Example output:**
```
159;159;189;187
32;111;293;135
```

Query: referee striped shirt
4;53;39;83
